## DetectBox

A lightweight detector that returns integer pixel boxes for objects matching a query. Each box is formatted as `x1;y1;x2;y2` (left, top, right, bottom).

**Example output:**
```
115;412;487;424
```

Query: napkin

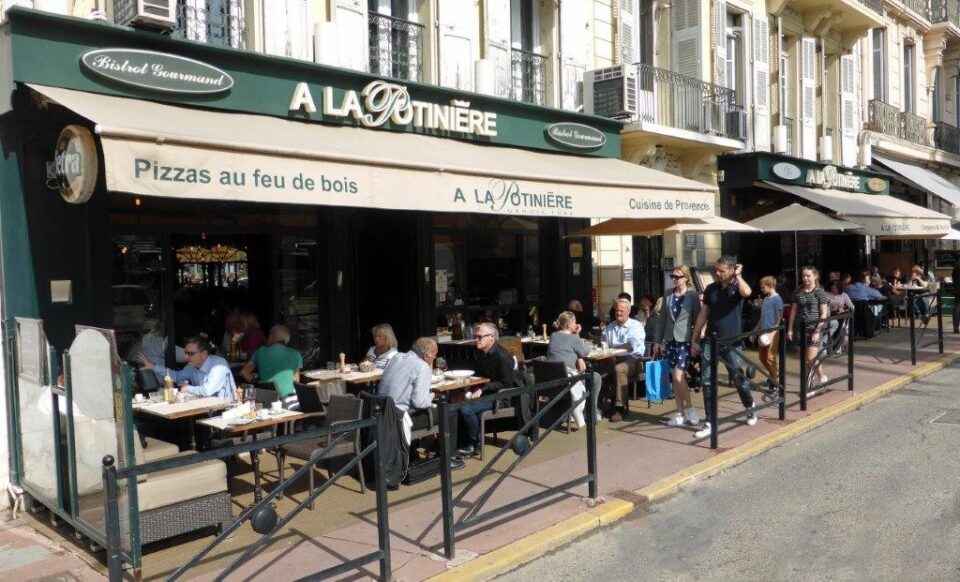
221;402;251;420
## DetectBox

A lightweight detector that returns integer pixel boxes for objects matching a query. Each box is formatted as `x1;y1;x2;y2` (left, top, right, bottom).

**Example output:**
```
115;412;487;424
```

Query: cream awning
30;84;716;220
745;203;863;232
873;155;960;208
571;215;758;237
759;181;951;238
941;229;960;241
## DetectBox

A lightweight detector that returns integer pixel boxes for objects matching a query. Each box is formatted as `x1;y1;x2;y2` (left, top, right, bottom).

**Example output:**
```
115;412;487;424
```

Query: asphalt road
499;363;960;581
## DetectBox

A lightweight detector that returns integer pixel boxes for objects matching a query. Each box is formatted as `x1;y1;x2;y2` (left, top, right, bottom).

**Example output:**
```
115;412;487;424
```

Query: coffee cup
257;409;269;420
134;393;145;403
271;401;282;413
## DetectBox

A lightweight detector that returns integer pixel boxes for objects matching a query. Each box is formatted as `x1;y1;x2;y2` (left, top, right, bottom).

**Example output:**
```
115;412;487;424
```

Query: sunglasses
669;274;684;280
184;350;198;356
474;334;492;340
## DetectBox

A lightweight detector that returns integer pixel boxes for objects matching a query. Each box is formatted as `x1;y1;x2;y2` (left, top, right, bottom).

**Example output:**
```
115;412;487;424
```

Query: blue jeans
699;341;754;422
459;399;495;447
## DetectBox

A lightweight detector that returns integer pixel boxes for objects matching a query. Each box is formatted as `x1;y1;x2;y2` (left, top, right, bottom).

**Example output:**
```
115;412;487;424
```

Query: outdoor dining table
133;396;232;449
430;375;490;403
198;409;307;502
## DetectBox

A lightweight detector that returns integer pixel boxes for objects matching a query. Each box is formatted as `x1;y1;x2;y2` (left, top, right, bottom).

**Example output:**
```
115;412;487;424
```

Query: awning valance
759;181;951;238
30;84;716;220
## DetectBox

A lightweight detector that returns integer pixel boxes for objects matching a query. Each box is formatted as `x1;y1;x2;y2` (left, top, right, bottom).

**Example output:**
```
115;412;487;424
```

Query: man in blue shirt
844;271;884;302
603;298;645;422
139;336;236;402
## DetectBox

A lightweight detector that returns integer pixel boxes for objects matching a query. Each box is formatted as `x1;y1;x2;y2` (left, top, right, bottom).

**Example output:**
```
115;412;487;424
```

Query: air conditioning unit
114;0;176;30
583;65;638;120
726;108;749;140
819;135;834;162
773;124;789;154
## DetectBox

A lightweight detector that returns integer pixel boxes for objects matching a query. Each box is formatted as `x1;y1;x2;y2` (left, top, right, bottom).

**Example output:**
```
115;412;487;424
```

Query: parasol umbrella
570;215;760;237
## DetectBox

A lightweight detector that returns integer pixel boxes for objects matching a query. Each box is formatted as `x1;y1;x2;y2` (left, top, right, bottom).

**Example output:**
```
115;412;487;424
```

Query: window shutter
617;0;638;65
801;36;817;160
753;15;770;150
335;0;368;72
287;0;310;61
713;0;727;88
672;0;700;79
560;0;589;110
485;0;511;97
840;54;858;166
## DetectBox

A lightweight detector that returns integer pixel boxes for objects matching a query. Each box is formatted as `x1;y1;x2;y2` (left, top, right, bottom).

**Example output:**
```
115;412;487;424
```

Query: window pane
111;235;164;359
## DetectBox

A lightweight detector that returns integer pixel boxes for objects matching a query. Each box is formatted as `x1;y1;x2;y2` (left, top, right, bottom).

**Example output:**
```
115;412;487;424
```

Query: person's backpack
359;392;409;487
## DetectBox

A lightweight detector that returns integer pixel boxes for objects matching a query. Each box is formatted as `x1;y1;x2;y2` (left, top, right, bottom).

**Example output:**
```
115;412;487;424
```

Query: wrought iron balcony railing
901;111;928;146
783;116;795;156
869;99;902;138
934;121;960;154
931;0;960;26
368;12;424;82
511;48;547;105
904;0;930;18
169;0;245;49
633;63;740;139
859;0;884;13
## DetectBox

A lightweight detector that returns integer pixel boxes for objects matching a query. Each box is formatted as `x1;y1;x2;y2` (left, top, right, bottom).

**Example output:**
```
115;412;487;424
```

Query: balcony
931;0;960;27
869;99;930;146
633;64;741;140
769;0;883;33
169;1;245;48
934;121;960;154
511;48;547;106
904;0;930;18
368;12;424;83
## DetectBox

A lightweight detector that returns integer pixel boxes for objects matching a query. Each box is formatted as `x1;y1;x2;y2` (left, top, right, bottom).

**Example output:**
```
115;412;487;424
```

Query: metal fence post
437;401;456;559
937;287;944;354
585;373;598;499
777;323;787;420
909;291;917;365
709;334;719;450
799;311;808;411
373;407;392;581
102;455;123;581
847;313;855;391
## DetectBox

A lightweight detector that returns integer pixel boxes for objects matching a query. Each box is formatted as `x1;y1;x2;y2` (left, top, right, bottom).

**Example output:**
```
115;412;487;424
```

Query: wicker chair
275;394;366;503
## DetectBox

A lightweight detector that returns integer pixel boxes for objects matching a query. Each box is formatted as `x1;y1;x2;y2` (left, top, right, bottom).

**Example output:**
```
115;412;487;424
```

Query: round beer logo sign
80;48;234;94
544;123;607;150
55;124;98;204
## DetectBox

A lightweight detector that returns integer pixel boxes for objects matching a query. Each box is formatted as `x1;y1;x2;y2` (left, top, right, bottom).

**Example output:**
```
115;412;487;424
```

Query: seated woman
364;323;399;369
908;265;931;321
825;280;854;313
546;311;601;429
239;324;303;408
239;312;266;356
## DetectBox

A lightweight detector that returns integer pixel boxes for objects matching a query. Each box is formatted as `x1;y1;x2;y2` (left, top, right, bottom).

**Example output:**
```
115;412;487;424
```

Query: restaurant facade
0;9;717;493
717;151;952;288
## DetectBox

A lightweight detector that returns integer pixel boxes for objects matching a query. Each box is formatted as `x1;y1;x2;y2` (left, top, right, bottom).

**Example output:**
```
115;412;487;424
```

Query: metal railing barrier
907;287;944;365
702;324;787;450
436;373;598;558
103;415;393;581
797;310;855;411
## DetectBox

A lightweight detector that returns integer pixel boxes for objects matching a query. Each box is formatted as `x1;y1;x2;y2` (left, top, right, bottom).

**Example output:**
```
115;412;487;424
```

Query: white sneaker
694;424;712;438
666;413;685;427
685;407;700;425
746;412;758;426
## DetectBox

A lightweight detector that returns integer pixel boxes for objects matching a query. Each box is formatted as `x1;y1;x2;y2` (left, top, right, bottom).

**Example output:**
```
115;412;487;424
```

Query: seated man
239;324;303;408
456;322;519;458
844;271;884;302
378;337;438;433
602;298;646;422
139;336;236;401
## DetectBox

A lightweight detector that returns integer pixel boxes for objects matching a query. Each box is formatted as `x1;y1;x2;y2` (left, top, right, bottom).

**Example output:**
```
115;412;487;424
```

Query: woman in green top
240;324;303;404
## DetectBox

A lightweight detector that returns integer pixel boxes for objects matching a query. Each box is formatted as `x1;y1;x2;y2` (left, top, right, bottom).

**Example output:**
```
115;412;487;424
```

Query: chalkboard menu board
935;250;959;268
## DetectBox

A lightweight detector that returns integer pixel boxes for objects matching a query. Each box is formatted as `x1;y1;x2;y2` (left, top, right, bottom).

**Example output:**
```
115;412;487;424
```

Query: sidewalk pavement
7;324;960;581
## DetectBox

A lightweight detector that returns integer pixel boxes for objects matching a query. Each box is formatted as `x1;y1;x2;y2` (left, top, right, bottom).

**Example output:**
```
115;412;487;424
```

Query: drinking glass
148;391;161;403
326;361;337;371
435;357;448;374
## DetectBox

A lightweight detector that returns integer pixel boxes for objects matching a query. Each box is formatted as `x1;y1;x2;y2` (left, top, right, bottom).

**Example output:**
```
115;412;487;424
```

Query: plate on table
444;370;474;379
431;374;445;384
227;417;254;426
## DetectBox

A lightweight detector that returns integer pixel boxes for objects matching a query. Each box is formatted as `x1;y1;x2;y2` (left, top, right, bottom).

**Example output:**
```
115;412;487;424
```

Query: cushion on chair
137;452;228;512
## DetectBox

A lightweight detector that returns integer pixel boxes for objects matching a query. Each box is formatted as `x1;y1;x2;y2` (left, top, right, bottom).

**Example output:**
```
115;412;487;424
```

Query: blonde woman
364;323;399;369
653;265;701;427
547;311;601;428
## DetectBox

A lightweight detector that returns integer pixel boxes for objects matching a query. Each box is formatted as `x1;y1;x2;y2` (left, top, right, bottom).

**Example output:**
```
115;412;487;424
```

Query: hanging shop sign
544;123;607;150
55;124;98;204
758;157;889;195
288;80;498;137
80;48;234;94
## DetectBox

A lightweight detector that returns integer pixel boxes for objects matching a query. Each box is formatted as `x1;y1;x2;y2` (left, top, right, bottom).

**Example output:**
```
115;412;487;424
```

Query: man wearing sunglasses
456;322;521;458
139;336;236;402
